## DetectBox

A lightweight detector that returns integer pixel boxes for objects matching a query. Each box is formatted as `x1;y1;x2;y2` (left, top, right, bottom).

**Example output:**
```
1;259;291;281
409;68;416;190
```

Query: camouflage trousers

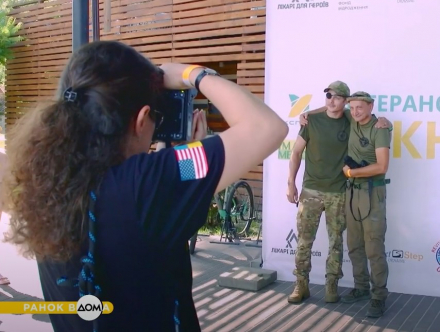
293;188;346;280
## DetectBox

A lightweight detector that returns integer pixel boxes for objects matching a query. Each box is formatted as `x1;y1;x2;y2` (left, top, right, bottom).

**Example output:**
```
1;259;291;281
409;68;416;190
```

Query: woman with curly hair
2;41;288;331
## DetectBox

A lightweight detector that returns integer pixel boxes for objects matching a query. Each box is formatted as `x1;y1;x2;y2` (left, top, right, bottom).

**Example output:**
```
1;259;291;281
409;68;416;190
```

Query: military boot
325;278;340;303
366;299;386;318
287;279;310;304
341;288;371;303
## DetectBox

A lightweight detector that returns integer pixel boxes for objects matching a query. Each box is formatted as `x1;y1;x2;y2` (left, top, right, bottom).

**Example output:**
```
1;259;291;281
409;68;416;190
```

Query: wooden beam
104;0;111;33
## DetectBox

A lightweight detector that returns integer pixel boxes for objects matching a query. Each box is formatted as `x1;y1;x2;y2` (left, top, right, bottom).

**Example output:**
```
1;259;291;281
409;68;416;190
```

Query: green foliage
0;63;4;86
0;0;23;88
0;0;23;67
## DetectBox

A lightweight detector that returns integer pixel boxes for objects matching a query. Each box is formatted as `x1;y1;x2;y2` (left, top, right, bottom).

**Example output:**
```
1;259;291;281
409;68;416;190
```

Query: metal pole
92;0;100;41
72;0;89;52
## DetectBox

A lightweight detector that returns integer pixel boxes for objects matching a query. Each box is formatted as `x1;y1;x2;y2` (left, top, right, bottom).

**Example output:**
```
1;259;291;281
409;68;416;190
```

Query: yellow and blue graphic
288;94;313;118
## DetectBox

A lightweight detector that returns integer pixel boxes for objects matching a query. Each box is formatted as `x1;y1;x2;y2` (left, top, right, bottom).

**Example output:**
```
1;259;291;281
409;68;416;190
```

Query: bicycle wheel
225;180;255;236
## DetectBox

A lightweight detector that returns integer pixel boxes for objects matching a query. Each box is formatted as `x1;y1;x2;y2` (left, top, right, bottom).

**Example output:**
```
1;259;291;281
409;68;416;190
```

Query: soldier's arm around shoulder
308;106;327;114
299;106;326;125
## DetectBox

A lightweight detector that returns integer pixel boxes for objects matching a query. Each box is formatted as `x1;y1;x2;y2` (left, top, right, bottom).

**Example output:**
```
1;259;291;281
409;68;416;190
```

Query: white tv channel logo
77;295;104;321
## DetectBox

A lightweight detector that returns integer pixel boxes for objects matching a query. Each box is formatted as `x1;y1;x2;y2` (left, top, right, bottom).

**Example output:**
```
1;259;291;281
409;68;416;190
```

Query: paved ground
0;213;439;331
0;213;52;332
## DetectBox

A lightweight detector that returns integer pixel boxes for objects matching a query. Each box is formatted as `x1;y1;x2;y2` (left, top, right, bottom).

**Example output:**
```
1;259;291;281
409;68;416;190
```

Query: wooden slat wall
6;0;74;125
5;0;266;181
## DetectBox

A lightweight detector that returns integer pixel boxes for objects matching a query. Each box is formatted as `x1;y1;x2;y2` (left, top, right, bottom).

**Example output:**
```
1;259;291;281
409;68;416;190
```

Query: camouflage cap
347;91;374;103
323;81;350;98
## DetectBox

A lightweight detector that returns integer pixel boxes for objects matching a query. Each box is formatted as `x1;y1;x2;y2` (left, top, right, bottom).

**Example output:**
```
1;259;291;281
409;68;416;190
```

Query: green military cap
347;91;374;103
323;81;350;98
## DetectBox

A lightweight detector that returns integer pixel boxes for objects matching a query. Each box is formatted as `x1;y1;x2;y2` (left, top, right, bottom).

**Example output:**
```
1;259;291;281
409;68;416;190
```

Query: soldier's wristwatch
194;68;220;92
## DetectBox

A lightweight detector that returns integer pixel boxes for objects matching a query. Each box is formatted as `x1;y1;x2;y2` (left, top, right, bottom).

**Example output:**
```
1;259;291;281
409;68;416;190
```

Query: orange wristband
347;169;351;178
182;65;202;87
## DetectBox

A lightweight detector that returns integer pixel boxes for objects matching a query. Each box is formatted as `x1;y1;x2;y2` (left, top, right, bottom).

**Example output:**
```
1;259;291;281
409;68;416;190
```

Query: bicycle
189;180;255;254
223;180;255;240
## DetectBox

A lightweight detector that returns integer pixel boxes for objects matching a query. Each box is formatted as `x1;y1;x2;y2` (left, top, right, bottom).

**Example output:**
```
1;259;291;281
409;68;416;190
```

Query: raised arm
185;67;289;193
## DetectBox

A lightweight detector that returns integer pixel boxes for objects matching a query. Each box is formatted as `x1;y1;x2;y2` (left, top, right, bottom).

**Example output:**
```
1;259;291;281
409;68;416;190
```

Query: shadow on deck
191;236;440;332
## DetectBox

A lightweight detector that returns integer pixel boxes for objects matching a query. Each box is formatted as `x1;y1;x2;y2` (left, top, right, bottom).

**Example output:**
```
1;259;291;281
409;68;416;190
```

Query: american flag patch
174;141;208;181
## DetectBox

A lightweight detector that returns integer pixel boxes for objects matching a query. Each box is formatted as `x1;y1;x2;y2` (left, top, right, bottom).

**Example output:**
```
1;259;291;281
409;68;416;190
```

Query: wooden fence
5;0;265;181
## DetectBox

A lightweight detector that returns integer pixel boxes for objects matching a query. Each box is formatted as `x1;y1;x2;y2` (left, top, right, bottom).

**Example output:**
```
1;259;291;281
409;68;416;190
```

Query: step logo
386;249;423;263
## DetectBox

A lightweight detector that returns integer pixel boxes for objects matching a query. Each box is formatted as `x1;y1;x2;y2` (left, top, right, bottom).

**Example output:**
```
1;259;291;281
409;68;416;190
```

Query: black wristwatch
194;68;220;92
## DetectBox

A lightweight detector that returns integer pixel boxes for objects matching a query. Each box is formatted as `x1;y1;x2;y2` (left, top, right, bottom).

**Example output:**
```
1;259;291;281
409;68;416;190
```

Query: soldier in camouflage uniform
340;92;391;318
287;81;351;304
287;85;392;305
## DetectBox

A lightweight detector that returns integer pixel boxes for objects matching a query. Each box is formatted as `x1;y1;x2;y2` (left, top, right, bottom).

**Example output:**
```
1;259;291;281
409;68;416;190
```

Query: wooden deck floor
191;236;440;332
0;231;438;331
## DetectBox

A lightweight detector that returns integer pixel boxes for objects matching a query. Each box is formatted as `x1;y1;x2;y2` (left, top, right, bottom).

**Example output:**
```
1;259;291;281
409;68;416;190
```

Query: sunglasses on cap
326;92;347;99
350;93;368;98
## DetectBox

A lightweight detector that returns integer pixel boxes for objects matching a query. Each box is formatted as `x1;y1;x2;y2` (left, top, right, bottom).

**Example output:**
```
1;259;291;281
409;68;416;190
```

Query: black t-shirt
37;135;225;332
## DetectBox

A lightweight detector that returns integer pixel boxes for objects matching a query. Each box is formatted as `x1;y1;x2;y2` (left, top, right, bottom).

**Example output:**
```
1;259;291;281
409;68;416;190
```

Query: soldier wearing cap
340;91;391;318
286;81;351;304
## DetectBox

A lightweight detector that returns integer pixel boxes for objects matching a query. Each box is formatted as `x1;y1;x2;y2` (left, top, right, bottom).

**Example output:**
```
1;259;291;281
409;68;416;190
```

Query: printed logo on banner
372;94;440;113
271;229;322;256
431;241;440;273
277;93;313;159
343;249;423;264
277;0;330;11
286;94;312;126
338;1;368;11
278;139;306;160
369;94;440;160
289;94;312;118
286;229;298;248
387;249;423;263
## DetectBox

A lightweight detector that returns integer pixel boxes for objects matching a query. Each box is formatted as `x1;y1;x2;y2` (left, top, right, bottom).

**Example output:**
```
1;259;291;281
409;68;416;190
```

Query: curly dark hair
3;41;164;261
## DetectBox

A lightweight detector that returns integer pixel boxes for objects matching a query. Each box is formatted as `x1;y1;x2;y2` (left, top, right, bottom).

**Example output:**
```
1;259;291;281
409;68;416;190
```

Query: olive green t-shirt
347;116;391;183
298;111;350;193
